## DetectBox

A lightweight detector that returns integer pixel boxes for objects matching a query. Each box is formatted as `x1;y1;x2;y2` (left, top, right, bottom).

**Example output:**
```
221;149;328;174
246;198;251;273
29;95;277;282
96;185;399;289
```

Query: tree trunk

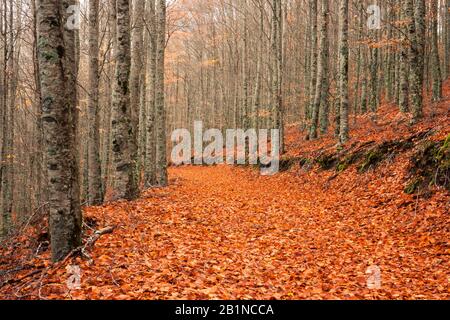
155;0;168;186
130;0;145;180
88;0;103;205
399;0;409;113
445;0;450;79
407;0;425;122
252;2;264;131
338;0;349;144
430;0;442;101
110;0;138;200
145;0;158;188
37;0;82;261
306;0;318;124
310;0;329;139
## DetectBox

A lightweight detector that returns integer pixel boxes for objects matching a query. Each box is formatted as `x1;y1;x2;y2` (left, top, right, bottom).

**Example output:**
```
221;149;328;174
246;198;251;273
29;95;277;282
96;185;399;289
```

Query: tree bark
310;0;329;139
155;0;168;186
130;0;145;181
306;0;318;124
399;0;409;113
145;0;158;188
430;0;442;101
110;0;139;200
37;0;82;261
407;0;425;122
88;0;103;205
338;0;349;144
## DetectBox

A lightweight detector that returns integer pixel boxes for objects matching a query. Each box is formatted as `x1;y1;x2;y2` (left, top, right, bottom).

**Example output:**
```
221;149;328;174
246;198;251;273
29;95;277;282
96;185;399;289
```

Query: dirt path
50;164;446;300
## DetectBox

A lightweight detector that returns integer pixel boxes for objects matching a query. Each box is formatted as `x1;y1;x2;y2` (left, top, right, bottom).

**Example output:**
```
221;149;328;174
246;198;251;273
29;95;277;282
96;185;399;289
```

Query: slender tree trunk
130;0;145;181
242;0;249;131
138;12;149;185
155;0;168;186
275;0;284;152
338;0;349;144
369;40;379;113
306;0;318;125
310;0;328;139
0;0;11;236
385;3;394;101
445;0;450;79
430;0;442;101
110;0;139;200
88;0;103;205
252;2;264;131
360;46;368;113
303;1;312;126
407;0;425;122
31;0;47;215
399;0;409;112
145;0;158;188
353;8;363;118
103;0;117;191
5;0;20;232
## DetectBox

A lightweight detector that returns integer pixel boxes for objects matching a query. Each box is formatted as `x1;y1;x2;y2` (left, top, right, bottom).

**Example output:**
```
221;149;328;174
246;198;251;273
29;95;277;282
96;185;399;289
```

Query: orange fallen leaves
1;82;449;300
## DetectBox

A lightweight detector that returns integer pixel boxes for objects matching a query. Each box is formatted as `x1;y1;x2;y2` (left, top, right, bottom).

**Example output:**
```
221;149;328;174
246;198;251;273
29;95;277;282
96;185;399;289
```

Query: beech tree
309;0;329;140
155;0;168;186
37;0;82;261
338;0;349;144
110;0;138;200
430;0;442;102
145;0;158;188
88;0;103;205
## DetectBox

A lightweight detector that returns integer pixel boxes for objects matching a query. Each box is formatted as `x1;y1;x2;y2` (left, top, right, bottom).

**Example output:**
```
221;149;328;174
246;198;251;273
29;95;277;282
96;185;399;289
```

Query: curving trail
57;164;448;300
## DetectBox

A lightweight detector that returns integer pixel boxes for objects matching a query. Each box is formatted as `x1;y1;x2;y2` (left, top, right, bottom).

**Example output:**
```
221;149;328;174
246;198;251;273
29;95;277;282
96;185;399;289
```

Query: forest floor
0;82;449;300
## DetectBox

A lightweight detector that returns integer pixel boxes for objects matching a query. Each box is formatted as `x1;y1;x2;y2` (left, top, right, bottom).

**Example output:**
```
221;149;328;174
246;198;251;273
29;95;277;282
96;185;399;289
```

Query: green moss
405;135;450;196
279;157;297;172
358;149;384;172
436;134;450;170
41;50;59;62
315;154;338;170
298;158;311;166
404;177;423;194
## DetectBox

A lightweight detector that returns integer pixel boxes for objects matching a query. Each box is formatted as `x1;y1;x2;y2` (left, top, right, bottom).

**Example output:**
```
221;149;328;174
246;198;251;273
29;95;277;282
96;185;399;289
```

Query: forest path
72;165;448;299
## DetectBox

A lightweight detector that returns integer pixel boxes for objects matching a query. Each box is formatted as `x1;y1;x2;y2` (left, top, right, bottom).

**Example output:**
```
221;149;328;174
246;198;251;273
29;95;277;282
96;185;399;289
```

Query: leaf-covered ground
0;83;449;300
